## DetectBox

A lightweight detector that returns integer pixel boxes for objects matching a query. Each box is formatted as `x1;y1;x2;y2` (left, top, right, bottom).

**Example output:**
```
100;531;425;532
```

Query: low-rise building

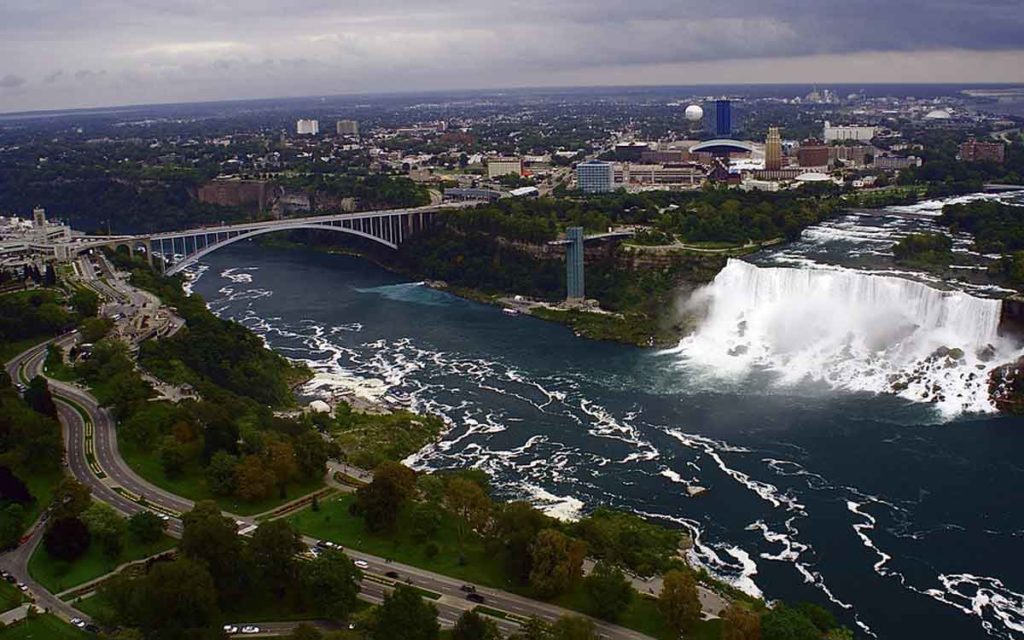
486;157;522;179
959;138;1005;163
824;121;876;142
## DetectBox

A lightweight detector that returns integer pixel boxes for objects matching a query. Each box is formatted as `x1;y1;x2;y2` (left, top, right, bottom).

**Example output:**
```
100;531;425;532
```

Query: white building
486;158;522;179
296;119;320;136
824;121;877;142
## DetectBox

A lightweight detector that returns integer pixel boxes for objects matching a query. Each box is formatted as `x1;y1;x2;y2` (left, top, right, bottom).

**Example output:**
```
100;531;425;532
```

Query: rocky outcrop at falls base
988;356;1024;414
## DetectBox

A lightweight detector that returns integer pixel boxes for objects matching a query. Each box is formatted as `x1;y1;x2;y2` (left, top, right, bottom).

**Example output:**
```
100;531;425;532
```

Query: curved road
4;337;654;638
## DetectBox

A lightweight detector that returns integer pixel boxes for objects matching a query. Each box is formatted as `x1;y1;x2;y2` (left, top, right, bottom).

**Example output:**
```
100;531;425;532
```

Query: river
186;193;1024;640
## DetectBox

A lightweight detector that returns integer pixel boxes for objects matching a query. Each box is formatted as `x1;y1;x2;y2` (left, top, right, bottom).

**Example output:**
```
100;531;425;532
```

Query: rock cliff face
990;356;1024;414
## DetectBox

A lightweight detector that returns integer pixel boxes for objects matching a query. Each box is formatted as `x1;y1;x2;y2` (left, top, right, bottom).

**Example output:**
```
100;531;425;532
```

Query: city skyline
2;0;1024;112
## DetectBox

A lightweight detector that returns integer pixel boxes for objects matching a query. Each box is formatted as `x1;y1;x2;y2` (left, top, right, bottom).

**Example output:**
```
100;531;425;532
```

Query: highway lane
7;334;655;638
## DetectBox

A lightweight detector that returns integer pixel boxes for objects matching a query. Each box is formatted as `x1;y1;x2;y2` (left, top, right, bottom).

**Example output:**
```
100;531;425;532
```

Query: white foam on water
675;259;1020;418
521;483;585;521
665;428;804;512
924;574;1024;638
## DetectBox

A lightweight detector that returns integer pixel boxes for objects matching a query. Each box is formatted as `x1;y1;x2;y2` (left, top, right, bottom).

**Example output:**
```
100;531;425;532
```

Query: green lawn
69;594;111;622
0;614;90;639
20;469;62;532
28;532;176;594
289;496;723;640
0;582;26;613
288;495;512;589
119;440;324;517
0;338;48;370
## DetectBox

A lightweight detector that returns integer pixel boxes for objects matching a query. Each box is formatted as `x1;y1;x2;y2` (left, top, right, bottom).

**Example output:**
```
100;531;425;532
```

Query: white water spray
675;259;1020;416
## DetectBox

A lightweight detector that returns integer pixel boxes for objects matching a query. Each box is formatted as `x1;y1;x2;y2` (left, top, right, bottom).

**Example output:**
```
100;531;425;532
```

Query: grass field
0;614;90;639
119;439;324;516
288;494;512;589
0;582;26;613
28;532;176;594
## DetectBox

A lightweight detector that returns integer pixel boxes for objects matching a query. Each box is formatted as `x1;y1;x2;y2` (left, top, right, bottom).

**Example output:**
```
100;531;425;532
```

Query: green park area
289;493;511;589
0;614;90;640
119;439;324;517
0;582;26;613
28;531;176;593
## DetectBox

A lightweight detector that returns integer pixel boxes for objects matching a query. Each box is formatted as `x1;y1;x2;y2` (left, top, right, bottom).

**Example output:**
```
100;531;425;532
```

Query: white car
354;560;369;569
70;618;85;628
241;625;260;634
223;625;238;634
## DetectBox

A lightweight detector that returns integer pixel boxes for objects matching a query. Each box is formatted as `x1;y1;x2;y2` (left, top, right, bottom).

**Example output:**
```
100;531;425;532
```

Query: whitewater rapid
674;259;1021;417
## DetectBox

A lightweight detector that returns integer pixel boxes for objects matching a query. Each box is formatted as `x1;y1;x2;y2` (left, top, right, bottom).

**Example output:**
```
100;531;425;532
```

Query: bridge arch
161;222;398;276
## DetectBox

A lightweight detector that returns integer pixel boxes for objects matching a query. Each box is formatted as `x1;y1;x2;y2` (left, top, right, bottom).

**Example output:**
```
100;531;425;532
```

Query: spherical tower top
684;104;704;122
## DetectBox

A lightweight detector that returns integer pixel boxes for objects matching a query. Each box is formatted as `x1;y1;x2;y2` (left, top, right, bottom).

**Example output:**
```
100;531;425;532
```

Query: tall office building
32;207;46;228
336;120;359;136
296;119;319;135
715;100;732;137
566;227;585;301
576;160;615;193
765;127;783;171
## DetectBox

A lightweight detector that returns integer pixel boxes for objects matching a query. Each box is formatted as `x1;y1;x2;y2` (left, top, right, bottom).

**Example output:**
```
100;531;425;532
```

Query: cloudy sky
1;0;1023;112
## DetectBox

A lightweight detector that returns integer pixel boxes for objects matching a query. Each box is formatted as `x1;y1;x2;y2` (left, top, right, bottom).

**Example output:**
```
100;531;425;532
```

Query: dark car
466;593;485;604
84;623;101;633
460;584;476;593
385;571;399;579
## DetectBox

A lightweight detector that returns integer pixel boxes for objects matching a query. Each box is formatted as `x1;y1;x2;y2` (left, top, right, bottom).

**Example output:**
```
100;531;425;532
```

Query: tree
354;461;416;534
24;376;56;418
131;557;219;636
127;511;166;544
50;478;91;519
0;503;25;549
824;628;854;640
234;454;276;502
794;602;837;634
492;502;550;584
205;451;238;496
293;430;330;480
452;609;499;640
43;516;91;562
79;317;113;343
83;502;127;558
0;466;32;504
248;520;304;594
371;585;439;640
761;605;822;640
528;529;586;597
266;439;299;496
302;550;362;619
659;569;701;636
158;437;188;478
508;617;551;640
445;477;492;556
180;500;242;595
410;502;442;543
71;289;100;317
582;562;633;621
722;603;762;640
549;615;598;640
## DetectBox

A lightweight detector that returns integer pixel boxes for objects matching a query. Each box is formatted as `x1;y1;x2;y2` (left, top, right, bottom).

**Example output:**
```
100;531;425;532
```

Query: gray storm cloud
1;0;1022;111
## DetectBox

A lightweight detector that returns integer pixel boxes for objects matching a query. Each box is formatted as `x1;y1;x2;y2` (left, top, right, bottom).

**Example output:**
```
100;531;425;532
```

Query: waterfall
675;259;1018;416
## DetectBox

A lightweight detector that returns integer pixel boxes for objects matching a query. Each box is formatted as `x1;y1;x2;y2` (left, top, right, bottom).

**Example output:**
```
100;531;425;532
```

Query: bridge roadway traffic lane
7;339;653;639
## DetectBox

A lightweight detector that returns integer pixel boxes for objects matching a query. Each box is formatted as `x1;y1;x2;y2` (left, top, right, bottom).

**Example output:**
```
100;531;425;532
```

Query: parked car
385;571;399;579
223;625;238;634
460;584;476;593
70;618;85;628
84;623;100;634
241;626;260;634
466;592;486;604
354;560;369;570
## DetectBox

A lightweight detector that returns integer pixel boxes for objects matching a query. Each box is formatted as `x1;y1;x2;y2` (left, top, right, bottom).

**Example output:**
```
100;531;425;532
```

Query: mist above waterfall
674;259;1020;417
